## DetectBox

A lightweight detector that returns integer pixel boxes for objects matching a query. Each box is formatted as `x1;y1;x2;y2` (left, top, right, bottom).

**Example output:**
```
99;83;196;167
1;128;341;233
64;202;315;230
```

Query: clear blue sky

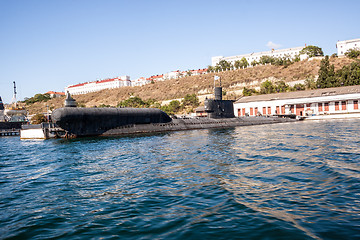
0;0;359;103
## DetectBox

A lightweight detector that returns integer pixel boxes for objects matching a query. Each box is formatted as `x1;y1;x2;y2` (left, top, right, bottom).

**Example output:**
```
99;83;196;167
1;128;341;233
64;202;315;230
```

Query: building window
318;103;323;112
341;101;347;110
296;104;304;116
354;100;359;110
324;103;329;111
335;102;340;111
250;107;254;116
263;107;266;115
267;106;271;115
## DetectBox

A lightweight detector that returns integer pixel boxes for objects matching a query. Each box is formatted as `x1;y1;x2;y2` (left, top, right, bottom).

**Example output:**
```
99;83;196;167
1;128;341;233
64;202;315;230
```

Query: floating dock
20;123;66;139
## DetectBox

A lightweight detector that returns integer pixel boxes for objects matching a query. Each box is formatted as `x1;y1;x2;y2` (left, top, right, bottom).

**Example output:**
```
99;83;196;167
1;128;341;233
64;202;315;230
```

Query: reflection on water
0;120;359;239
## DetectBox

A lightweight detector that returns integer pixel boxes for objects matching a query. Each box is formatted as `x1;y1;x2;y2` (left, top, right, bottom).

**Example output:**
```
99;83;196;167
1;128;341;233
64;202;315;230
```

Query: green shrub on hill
24;93;51;104
182;94;199;108
117;96;157;108
300;45;324;58
345;48;360;59
317;56;360;88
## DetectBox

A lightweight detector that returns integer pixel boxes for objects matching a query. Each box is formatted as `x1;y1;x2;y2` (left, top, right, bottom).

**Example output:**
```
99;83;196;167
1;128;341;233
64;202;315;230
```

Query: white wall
65;76;131;95
212;47;305;66
336;38;360;56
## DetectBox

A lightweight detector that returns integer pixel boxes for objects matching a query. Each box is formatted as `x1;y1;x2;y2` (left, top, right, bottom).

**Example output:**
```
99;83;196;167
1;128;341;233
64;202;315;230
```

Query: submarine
51;87;295;138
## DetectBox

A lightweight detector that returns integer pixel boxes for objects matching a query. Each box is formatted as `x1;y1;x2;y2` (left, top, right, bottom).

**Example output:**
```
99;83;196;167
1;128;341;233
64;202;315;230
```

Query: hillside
25;57;355;115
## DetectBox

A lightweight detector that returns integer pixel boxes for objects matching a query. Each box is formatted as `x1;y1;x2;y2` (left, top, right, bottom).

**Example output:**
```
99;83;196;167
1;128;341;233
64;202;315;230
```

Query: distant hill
25;57;356;115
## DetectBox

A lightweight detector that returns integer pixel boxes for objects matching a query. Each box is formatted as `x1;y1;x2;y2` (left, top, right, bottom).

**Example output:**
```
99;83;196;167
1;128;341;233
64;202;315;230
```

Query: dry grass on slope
25;57;356;115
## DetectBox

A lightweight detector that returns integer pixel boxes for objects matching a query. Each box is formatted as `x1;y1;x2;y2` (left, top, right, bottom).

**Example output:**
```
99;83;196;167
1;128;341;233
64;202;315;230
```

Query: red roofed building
190;68;208;76
46;91;65;98
65;76;131;95
132;77;151;87
147;74;165;82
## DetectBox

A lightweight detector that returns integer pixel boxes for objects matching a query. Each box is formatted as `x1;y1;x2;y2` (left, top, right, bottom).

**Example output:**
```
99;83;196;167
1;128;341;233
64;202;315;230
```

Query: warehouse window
354;100;359;110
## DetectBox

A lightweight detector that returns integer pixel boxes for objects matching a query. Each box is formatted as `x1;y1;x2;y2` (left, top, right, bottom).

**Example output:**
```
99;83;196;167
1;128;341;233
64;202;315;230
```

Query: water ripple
1;120;360;239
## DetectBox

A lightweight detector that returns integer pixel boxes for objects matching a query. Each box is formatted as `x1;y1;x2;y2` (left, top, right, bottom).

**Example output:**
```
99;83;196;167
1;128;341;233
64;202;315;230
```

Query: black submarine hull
52;107;295;137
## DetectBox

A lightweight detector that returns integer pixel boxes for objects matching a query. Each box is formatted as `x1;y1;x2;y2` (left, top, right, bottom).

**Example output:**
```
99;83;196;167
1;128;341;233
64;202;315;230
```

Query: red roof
46;91;65;95
68;77;131;88
96;78;115;84
152;75;163;78
68;83;86;88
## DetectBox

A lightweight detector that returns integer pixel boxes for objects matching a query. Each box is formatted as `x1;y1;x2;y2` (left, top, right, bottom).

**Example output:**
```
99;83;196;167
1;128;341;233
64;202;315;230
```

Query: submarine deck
99;116;295;137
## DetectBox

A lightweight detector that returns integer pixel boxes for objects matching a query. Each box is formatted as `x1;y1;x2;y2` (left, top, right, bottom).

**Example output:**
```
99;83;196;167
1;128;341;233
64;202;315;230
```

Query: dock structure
0;129;20;137
20;123;66;139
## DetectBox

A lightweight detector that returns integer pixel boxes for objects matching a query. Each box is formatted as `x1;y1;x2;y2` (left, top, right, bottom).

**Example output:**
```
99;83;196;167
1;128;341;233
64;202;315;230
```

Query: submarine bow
52;107;172;136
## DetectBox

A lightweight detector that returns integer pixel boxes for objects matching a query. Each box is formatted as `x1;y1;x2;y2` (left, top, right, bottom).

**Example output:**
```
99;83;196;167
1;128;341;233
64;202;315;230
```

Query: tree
182;94;199;108
31;113;47;124
305;77;317;89
161;100;182;115
117;96;149;108
207;66;214;72
336;60;360;86
251;60;258;67
234;60;241;69
344;48;360;59
98;104;112;108
260;80;275;94
300;45;324;58
240;57;249;68
274;81;289;92
24;93;51;104
291;83;306;91
316;55;338;88
242;87;257;96
294;54;301;62
259;55;275;65
217;60;232;71
273;55;293;67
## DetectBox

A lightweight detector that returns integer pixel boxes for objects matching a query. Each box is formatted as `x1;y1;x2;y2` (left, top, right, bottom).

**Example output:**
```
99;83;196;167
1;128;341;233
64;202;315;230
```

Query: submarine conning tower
204;86;235;119
64;91;77;107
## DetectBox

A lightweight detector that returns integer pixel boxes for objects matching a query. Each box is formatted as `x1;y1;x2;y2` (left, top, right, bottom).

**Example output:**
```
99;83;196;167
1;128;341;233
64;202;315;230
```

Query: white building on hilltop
65;76;131;95
336;38;360;56
212;46;306;67
131;77;151;87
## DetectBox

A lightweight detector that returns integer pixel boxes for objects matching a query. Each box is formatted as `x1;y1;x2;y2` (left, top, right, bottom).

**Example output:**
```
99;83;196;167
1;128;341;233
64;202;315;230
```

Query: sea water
0;119;359;239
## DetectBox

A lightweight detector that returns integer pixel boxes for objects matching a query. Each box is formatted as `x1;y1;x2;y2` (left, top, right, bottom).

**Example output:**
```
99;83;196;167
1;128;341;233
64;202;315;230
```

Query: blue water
1;119;360;240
